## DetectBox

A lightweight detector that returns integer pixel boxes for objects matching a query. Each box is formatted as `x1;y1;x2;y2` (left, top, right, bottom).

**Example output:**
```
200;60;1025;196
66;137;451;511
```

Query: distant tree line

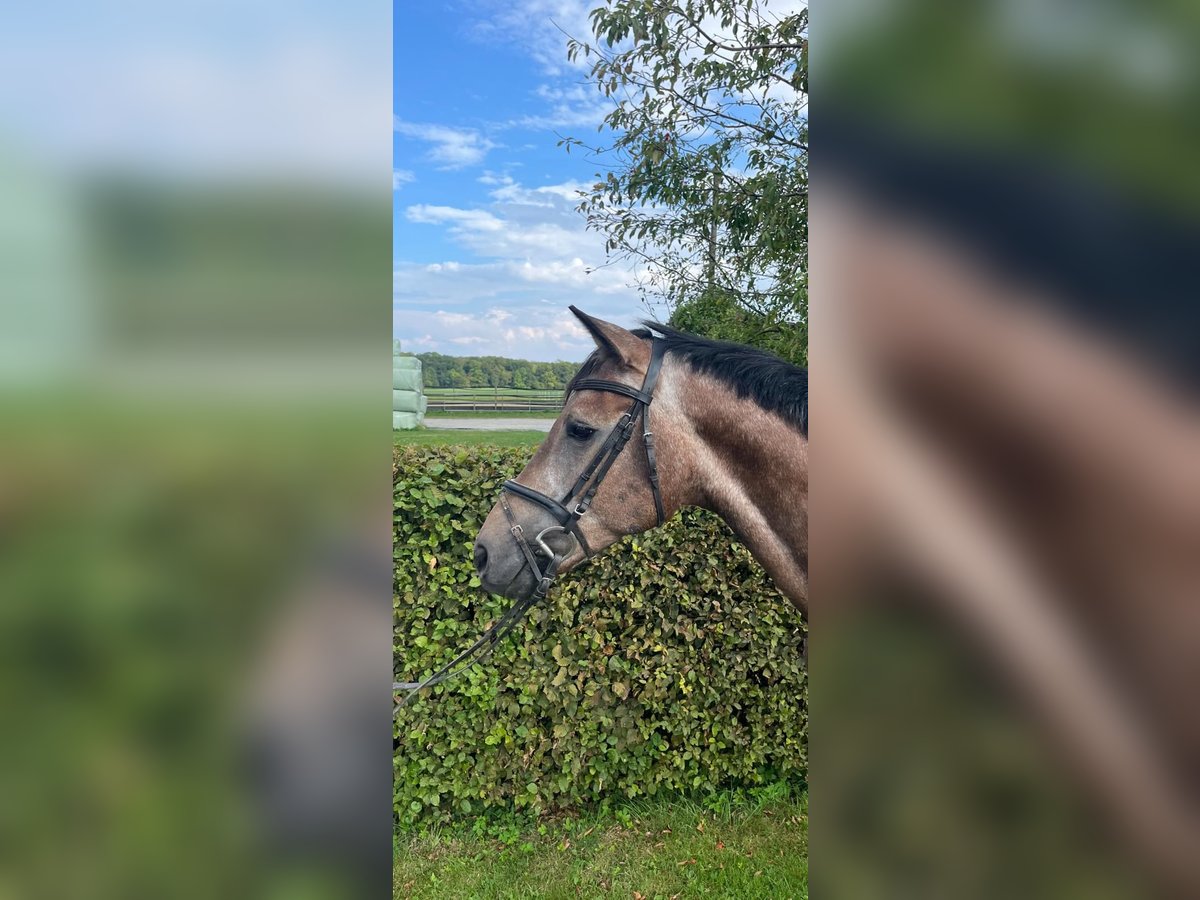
413;352;579;390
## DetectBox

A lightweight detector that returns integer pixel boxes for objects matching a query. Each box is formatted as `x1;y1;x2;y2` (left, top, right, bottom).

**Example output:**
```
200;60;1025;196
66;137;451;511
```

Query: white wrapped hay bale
392;352;426;429
393;389;420;410
393;364;422;391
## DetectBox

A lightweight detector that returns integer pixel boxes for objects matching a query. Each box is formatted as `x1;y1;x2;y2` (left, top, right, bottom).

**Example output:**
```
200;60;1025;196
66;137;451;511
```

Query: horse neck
666;363;809;607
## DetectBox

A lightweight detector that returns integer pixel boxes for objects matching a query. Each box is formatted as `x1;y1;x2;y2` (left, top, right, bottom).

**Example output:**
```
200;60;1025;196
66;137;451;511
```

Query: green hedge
394;446;806;827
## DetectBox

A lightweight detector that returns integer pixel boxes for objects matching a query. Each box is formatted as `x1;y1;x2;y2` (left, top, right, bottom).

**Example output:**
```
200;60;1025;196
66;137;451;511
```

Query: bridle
394;338;667;711
501;336;667;559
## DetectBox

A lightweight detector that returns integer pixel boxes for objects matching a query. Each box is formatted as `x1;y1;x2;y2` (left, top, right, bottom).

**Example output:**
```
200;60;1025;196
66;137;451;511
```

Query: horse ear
569;306;642;367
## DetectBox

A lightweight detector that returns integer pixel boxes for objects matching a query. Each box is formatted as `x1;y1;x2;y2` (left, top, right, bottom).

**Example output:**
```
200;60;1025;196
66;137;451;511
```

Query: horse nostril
473;542;488;574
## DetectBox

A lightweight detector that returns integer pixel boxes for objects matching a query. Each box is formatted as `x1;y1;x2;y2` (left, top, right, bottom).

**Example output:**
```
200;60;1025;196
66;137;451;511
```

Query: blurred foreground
813;1;1200;896
1;399;390;899
0;4;392;897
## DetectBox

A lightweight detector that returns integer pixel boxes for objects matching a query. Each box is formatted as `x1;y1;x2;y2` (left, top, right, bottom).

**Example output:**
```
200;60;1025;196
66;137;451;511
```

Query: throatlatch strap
643;419;664;525
640;340;668;525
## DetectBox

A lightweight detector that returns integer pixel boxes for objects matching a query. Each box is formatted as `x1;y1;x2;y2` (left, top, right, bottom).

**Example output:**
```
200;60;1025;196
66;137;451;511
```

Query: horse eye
566;421;597;441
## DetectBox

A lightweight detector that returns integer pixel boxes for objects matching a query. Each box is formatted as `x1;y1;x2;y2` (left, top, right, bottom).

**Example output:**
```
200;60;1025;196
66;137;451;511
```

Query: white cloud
477;171;514;186
394;304;600;360
505;83;611;130
488;178;588;207
471;0;599;77
424;261;461;273
515;257;587;284
393;168;415;190
393;118;496;168
395;172;653;358
402;176;642;292
556;316;598;348
504;319;590;344
394;251;646;358
434;310;474;326
407;205;505;232
405;188;601;262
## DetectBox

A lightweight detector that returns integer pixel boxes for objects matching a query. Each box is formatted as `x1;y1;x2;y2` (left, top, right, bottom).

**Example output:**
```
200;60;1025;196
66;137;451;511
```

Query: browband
569;380;653;404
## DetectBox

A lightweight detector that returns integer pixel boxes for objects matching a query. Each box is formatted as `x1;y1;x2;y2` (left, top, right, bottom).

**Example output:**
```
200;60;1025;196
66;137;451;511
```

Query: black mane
566;322;808;436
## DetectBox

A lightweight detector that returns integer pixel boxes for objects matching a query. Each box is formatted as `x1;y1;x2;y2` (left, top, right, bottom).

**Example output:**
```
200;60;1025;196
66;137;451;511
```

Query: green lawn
394;790;807;900
424;409;560;419
395;429;546;448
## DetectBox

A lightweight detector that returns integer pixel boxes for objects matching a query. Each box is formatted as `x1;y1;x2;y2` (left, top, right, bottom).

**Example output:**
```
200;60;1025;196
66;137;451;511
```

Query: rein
394;338;667;712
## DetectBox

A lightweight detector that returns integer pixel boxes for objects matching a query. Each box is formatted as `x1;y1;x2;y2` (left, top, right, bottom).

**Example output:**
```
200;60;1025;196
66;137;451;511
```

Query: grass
395;429;546;448
394;789;807;900
425;409;560;419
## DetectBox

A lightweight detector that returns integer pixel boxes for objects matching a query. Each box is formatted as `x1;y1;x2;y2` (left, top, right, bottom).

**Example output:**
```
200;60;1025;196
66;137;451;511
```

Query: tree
412;352;577;390
564;0;807;364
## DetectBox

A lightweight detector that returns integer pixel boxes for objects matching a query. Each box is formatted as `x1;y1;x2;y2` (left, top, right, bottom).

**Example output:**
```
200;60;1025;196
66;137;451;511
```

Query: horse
473;306;808;612
816;142;1200;896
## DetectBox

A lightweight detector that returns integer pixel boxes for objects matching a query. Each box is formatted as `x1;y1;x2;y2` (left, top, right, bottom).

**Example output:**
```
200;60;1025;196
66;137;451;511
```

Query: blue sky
393;0;651;362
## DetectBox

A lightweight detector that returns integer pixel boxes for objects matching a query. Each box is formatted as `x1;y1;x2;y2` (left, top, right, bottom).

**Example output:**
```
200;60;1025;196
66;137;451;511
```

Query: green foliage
415;352;579;390
393;429;546;448
563;0;807;355
394;446;806;828
670;287;806;366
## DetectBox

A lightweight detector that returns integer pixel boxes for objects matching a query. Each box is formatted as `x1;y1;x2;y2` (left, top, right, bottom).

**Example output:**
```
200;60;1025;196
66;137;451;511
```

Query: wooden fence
424;388;563;413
